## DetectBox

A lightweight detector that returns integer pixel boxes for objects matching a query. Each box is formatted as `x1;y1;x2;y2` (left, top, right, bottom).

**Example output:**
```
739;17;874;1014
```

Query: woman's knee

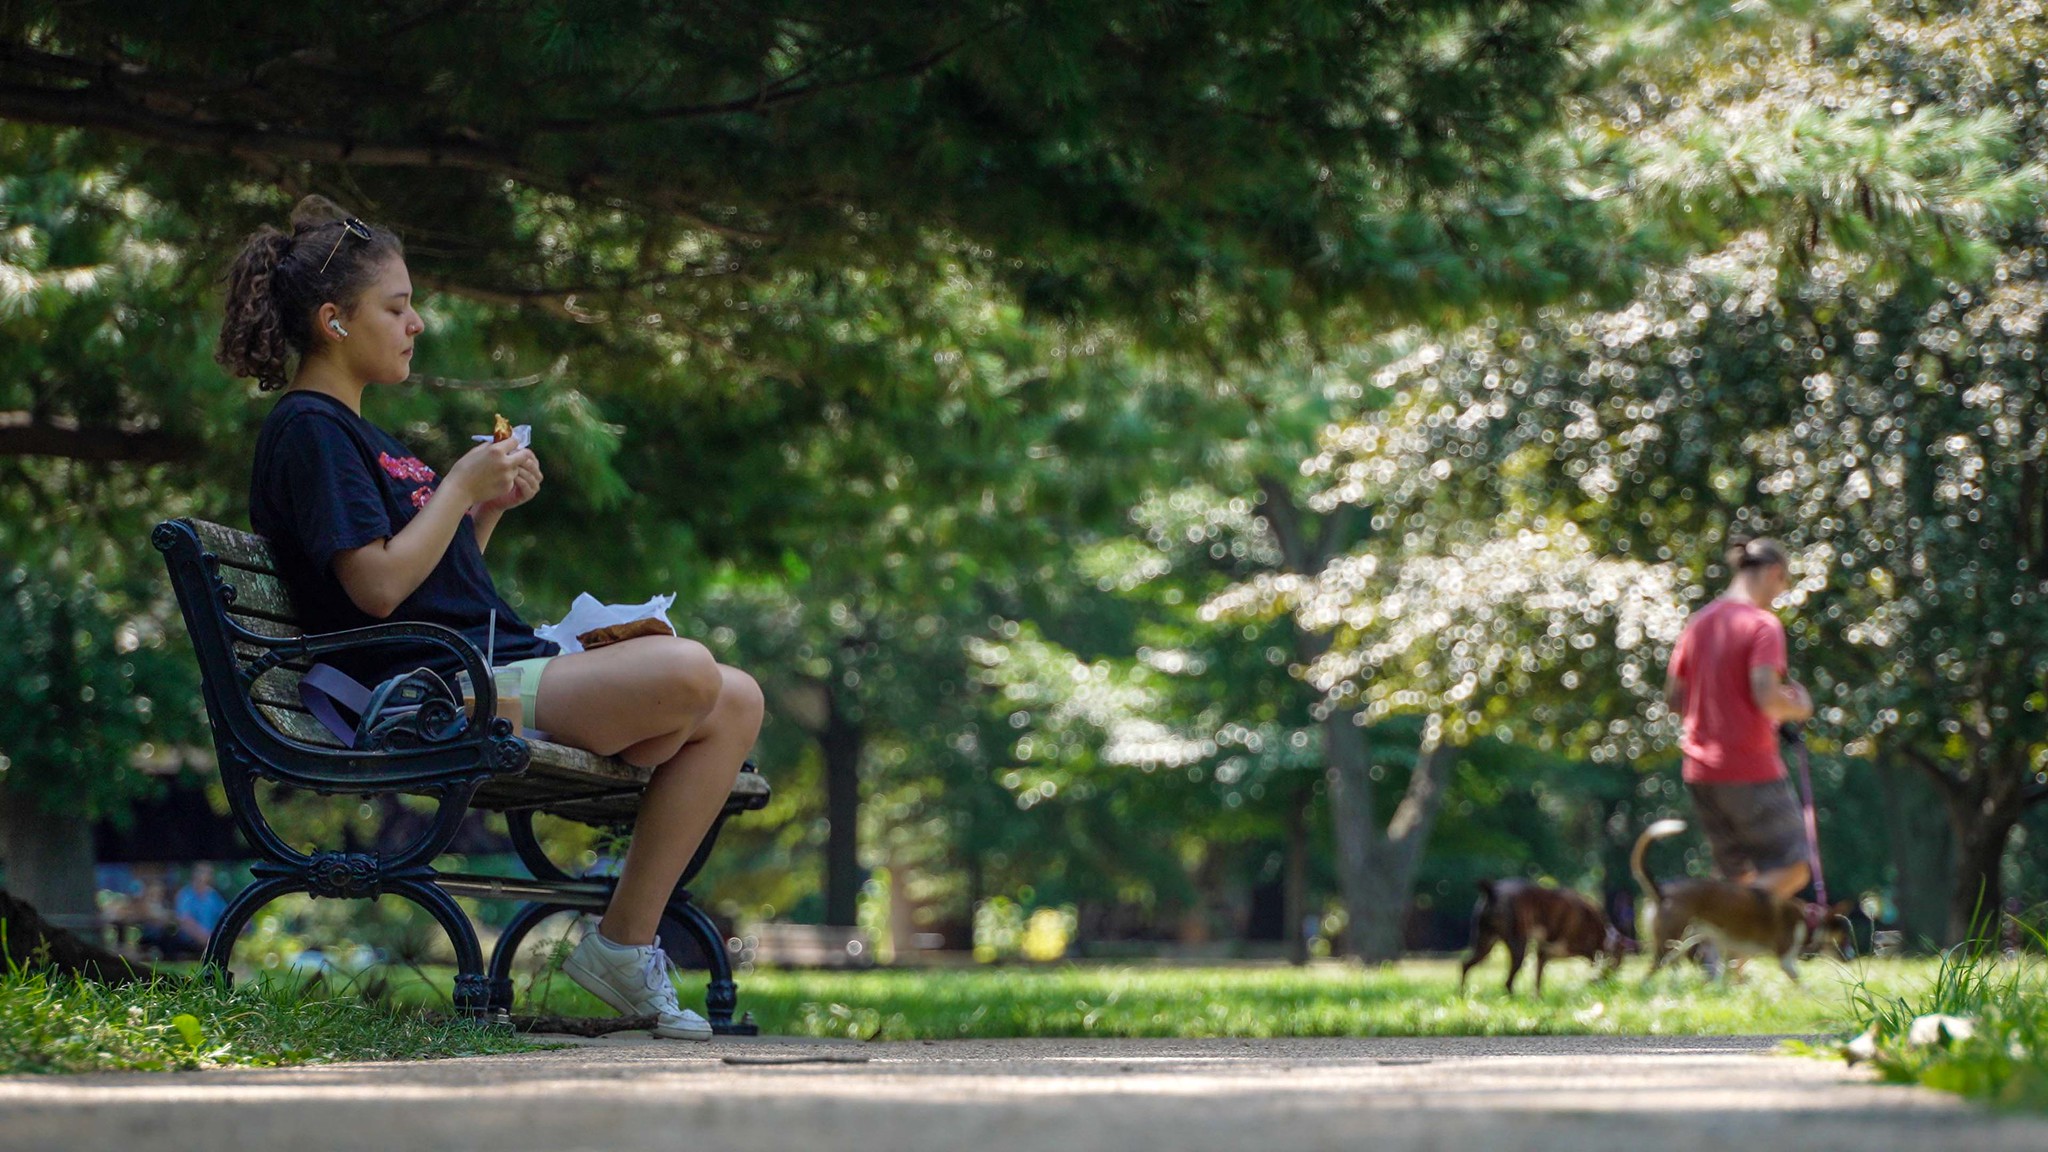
647;638;722;719
719;666;765;728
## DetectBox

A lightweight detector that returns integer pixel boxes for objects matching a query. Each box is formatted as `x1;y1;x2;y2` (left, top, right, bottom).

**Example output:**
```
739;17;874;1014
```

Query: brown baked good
492;413;513;443
576;617;676;649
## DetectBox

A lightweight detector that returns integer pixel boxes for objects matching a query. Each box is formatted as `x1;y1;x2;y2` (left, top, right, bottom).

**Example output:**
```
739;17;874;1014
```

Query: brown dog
1459;879;1631;995
1633;819;1853;980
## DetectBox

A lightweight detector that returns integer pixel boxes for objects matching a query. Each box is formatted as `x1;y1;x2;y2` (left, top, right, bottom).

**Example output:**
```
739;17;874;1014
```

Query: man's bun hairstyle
217;196;403;391
1724;533;1790;572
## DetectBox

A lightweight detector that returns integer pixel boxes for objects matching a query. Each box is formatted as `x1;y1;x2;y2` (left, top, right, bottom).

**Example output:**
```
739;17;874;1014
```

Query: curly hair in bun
217;196;404;391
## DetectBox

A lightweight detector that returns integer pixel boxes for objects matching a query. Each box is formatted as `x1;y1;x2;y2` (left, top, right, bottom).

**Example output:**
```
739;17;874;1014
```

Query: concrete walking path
3;1033;2044;1151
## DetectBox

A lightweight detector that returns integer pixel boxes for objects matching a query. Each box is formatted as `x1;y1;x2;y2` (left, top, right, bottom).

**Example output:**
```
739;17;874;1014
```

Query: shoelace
636;937;680;1004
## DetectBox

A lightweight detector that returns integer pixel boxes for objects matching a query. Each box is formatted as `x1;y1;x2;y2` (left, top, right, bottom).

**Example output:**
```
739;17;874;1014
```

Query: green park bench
152;517;769;1032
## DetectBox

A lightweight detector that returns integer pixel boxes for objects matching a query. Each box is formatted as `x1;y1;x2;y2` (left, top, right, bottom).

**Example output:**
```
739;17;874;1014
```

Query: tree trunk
1284;782;1310;965
1874;755;1953;949
1325;712;1453;964
1257;475;1452;965
0;793;98;936
1895;739;2031;948
1323;712;1388;960
1945;800;2020;946
820;686;865;927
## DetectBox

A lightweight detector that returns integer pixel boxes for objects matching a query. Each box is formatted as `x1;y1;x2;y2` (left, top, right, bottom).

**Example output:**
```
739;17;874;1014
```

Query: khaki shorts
1687;779;1810;878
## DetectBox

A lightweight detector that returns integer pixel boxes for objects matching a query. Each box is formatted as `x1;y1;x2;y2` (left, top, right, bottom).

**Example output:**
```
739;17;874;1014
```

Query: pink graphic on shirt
410;486;434;510
378;452;436;484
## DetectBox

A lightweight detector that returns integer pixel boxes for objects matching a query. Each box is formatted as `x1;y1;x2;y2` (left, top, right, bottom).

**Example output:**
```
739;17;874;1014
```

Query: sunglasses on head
318;217;374;274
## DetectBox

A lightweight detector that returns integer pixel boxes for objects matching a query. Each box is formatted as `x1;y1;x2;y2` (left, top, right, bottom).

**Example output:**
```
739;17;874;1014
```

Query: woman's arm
332;440;527;617
472;505;505;554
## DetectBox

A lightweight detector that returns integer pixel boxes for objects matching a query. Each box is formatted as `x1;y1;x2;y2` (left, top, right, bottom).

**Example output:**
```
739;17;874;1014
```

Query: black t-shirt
249;390;557;686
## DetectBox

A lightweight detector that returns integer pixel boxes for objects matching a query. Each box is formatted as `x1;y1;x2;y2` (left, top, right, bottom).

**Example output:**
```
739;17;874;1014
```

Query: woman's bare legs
530;637;766;945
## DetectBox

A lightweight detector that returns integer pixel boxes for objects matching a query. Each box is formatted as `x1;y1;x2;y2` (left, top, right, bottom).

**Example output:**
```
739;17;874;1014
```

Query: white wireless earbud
329;320;348;338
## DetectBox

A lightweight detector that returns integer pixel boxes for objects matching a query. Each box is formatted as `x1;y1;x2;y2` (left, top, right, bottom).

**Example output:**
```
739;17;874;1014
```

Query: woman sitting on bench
217;196;765;1041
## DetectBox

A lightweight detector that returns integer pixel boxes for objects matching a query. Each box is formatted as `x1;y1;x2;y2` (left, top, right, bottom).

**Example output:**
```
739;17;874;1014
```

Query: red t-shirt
1669;598;1788;785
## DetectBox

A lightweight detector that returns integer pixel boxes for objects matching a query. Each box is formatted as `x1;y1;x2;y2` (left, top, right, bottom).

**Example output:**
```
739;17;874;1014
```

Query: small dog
1632;819;1852;980
1459;878;1631;995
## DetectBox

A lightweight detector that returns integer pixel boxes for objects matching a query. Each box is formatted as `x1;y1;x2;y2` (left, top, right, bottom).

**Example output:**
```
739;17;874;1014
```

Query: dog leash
1781;722;1830;922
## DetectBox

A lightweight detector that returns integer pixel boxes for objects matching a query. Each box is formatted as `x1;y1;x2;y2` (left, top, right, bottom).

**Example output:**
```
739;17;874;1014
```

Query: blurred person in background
173;862;228;955
1664;535;1816;900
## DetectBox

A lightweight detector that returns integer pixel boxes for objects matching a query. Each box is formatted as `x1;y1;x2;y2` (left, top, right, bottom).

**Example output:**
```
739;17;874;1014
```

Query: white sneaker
562;931;714;1041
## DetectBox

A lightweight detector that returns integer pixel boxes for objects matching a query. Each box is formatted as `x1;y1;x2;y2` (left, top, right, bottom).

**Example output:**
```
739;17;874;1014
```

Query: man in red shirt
1665;536;1816;899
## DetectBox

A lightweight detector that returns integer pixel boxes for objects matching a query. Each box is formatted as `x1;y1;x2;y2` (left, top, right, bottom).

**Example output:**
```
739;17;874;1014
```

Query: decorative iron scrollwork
452;972;495;1011
487;732;527;775
356;693;470;752
306;851;383;899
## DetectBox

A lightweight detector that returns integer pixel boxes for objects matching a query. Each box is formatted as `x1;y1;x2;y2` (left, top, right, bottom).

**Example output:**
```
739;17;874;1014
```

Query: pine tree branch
0;78;525;174
528;19;1012;134
419;264;741;321
0;76;765;240
418;277;605;324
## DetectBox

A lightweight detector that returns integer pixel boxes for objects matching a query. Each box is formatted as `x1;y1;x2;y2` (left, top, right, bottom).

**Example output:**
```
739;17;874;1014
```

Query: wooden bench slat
192;519;281;574
527;741;649;785
229;610;304;640
220;571;301;622
234;641;312;671
250;667;306;710
257;702;348;748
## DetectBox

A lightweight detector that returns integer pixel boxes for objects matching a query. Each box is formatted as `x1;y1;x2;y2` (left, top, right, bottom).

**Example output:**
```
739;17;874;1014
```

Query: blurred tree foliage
0;1;1611;941
1275;0;2048;944
0;0;1605;346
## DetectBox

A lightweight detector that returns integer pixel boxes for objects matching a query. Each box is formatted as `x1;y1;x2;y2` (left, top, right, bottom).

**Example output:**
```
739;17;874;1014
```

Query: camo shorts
1686;778;1810;879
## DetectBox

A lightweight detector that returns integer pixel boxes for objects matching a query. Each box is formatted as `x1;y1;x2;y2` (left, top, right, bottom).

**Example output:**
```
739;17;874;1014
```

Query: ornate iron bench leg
205;764;497;1016
199;875;303;983
663;897;753;1035
486;900;578;1014
381;875;492;1017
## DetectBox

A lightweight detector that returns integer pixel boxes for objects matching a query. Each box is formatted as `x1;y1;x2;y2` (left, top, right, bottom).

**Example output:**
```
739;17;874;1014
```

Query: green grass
1844;930;2048;1112
510;955;1945;1041
0;968;537;1075
10;952;1985;1076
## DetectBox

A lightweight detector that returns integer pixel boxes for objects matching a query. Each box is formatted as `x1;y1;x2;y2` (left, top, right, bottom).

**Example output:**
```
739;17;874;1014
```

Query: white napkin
533;593;678;654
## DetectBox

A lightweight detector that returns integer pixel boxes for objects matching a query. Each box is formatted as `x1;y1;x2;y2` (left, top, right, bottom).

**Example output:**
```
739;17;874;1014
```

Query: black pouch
353;667;466;751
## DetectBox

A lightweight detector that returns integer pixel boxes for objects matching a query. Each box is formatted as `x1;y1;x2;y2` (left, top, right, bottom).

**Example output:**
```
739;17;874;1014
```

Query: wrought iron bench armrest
223;618;530;793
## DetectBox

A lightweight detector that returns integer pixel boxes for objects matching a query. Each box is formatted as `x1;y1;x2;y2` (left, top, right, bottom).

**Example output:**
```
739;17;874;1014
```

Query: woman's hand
475;448;543;516
446;439;529;508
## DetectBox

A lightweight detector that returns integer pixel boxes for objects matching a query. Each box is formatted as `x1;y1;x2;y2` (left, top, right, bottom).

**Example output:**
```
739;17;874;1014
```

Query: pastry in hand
492;413;514;443
576;618;677;649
